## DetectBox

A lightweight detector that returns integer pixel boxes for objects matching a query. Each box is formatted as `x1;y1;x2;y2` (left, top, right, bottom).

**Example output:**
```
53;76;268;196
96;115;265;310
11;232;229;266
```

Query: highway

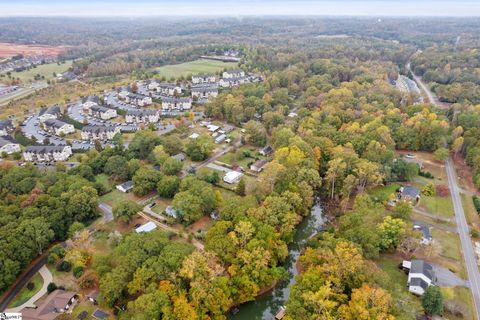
410;59;480;319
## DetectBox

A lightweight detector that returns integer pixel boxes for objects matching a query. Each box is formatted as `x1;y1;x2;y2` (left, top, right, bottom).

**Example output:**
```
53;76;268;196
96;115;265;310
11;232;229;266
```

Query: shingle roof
402;185;420;198
126;109;157;116
25;145;68;153
0;135;18;147
410;277;429;290
411;260;434;281
0;119;13;129
82;125;118;134
44;119;70;129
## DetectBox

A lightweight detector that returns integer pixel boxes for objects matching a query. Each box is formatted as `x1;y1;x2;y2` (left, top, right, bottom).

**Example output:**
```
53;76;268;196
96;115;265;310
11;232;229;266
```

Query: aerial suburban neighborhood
0;3;479;320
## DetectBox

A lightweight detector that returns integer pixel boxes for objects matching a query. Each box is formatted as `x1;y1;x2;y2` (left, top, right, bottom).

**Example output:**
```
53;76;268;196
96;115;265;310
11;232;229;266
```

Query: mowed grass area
368;183;401;203
155;59;238;79
441;286;475;320
100;189;141;206
7;272;43;308
419;195;454;218
13;60;73;82
461;193;480;230
430;228;466;278
375;256;422;320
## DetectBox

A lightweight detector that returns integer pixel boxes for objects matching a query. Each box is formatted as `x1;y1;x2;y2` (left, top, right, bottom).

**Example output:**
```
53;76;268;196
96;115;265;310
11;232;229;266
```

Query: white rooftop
135;221;157;233
223;171;243;184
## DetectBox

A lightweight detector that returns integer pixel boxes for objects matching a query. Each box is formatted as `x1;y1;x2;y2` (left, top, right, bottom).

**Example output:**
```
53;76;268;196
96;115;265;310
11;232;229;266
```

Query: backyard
155;59;238;79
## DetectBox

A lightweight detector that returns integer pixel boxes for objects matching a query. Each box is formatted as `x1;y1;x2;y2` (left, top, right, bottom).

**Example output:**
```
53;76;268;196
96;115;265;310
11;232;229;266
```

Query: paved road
98;202;113;222
5;265;53;313
407;62;449;110
446;159;480;318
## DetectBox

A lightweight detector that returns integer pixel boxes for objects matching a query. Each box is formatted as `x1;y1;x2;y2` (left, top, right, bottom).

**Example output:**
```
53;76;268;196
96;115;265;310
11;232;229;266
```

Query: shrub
48;245;66;264
436;185;450;197
473;196;480;214
73;266;84;278
56;260;72;272
47;282;57;294
419;170;434;179
26;281;35;291
422;183;435;197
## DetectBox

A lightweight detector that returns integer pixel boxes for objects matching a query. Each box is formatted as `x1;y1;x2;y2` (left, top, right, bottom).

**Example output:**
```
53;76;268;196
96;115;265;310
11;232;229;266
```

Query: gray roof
172;153;186;161
82;95;100;104
0;119;13;130
25;145;68;153
411;260;434;281
192;86;218;93
90;105;113;113
44;119;70;129
126;109;157;116
82;125;118;134
118;180;134;190
410;277;429;290
161;96;191;103
0;135;18;147
39;105;61;116
402;185;420;198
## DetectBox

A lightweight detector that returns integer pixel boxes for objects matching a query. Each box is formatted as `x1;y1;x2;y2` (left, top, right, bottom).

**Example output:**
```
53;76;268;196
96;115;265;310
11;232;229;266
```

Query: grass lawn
13;60;73;82
441;286;475;320
155;59;238;80
430;228;466;278
461;193;480;230
369;183;401;203
375;255;422;320
419;195;454;218
99;190;140;206
7;272;43;308
151;197;172;215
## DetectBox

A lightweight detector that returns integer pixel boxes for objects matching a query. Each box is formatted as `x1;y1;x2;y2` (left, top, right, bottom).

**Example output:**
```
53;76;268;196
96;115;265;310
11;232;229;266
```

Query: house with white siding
0;136;21;156
222;70;245;79
191;85;218;99
125;92;152;107
0;119;14;136
157;83;182;96
23;145;72;162
192;74;217;85
219;76;248;88
89;105;117;120
81;125;120;141
82;95;101;110
161;97;192;110
38;105;62;123
125;109;159;123
402;260;436;296
43;119;75;136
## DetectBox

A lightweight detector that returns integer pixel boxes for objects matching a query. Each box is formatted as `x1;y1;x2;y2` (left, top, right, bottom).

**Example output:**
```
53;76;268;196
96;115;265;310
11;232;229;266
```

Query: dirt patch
453;154;479;195
0;43;66;59
186;216;214;234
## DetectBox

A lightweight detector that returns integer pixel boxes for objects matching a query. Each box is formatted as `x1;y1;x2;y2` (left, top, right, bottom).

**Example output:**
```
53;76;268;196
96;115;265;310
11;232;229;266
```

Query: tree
104;155;129;182
236;178;246;196
422;286;443;316
391;201;412;220
326;158;347;199
339;284;394;320
19;217;54;255
152;145;170;165
433;147;449;161
244;120;267;146
161;157;183;176
133;168;163;196
376;216;406;251
157;175;180;198
422;183;435;196
113;200;142;223
68;221;85;238
185;134;213;161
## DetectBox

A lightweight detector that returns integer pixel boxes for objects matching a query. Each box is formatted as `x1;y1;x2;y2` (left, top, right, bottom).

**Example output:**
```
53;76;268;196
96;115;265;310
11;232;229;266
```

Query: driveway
5;265;53;313
98;202;113;222
433;264;469;287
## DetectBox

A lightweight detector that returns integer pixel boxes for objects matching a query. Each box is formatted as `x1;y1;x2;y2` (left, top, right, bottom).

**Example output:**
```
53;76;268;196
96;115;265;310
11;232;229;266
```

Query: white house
23;145;72;162
161;97;192;110
125;92;152;107
38;105;61;123
403;260;435;296
222;70;245;79
135;221;157;233
157;83;182;96
116;180;134;193
207;124;220;132
250;159;267;173
82;95;101;110
89;105;117;120
0;136;21;156
125;109;159;124
219;76;248;88
191;85;218;99
192;74;217;85
0;119;14;136
215;134;227;144
223;171;243;184
43;119;75;136
81;125;120;141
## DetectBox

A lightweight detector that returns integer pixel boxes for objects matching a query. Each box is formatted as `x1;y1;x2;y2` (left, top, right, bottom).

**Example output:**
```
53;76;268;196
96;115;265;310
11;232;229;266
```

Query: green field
13;60;73;82
155;59;238;79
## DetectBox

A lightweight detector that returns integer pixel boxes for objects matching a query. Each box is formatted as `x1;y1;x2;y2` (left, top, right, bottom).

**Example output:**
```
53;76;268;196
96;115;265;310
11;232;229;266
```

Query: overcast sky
0;0;479;17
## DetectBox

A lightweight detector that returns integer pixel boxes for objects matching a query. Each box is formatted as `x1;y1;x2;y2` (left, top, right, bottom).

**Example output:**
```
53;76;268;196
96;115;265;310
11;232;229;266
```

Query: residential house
38;105;62;123
403;260;436;296
43;119;75;136
116;180;134;193
398;186;420;203
0;136;21;156
125;109;159;124
125;92;152;107
207;124;220;132
161;96;192;110
191;85;218;99
219;76;247;88
21;290;77;320
135;221;157;233
223;171;243;184
23;145;73;162
87;290;99;305
192;74;217;85
165;206;178;219
81;125;120;141
250;159;267;173
222;70;245;79
82;95;101;110
89;105;117;120
0;119;14;136
215;134;227;144
172;153;186;162
259;145;273;156
157;83;182;96
413;223;433;245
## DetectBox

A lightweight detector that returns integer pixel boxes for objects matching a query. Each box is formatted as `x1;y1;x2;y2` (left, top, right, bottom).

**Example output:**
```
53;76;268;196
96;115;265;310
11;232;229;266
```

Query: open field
419;195;454;218
11;60;72;82
155;59;238;79
0;42;66;59
7;272;43;308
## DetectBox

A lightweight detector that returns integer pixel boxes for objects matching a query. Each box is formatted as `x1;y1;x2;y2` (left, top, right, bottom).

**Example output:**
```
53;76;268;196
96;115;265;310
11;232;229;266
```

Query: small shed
215;134;227;144
172;153;186;162
259;145;273;156
165;206;178;218
250;159;267;172
116;181;133;193
223;171;243;184
93;309;109;319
